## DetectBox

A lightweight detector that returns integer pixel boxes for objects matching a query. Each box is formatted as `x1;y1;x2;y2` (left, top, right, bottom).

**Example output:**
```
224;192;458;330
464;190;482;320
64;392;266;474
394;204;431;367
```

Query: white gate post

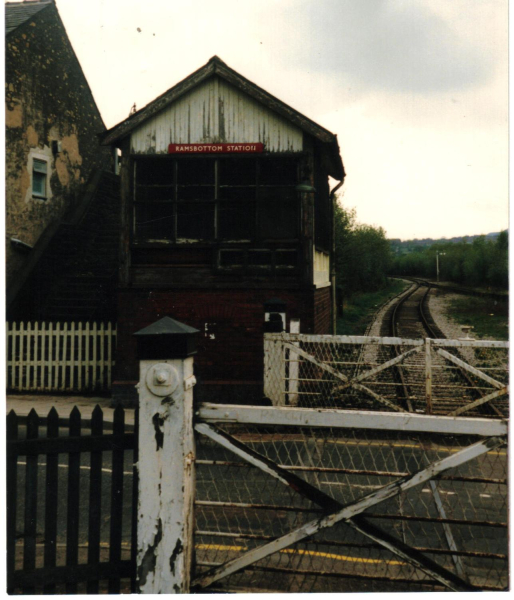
134;317;199;593
425;338;432;414
288;319;300;406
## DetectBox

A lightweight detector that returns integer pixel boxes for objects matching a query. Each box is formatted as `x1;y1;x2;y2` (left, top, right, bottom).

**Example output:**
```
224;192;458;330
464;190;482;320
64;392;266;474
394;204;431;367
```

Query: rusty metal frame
193;421;505;591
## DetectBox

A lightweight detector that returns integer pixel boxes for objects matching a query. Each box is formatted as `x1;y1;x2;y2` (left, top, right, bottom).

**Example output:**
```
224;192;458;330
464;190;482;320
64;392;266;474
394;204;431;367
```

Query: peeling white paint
137;357;196;593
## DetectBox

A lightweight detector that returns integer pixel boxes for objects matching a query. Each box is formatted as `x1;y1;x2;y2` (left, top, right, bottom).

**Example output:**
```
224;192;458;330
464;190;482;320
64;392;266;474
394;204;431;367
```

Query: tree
334;200;392;296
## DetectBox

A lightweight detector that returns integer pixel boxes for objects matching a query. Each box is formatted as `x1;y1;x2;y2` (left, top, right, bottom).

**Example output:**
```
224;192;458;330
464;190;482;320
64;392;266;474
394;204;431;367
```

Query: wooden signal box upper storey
102;56;344;292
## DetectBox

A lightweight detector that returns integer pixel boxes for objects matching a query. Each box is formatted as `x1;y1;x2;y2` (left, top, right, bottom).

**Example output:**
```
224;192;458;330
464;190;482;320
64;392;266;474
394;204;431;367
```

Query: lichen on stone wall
5;3;111;288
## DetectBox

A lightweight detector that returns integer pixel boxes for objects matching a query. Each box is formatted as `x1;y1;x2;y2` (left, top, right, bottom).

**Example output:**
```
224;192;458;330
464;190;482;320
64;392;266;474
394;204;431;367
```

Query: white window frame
32;158;48;199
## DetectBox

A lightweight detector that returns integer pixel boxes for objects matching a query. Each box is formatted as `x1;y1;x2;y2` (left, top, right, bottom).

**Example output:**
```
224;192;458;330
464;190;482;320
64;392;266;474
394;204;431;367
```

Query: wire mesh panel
193;420;508;593
263;334;509;417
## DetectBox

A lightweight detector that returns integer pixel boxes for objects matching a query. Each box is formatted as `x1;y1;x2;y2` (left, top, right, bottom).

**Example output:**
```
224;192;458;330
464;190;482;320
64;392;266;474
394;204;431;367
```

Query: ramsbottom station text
168;143;264;154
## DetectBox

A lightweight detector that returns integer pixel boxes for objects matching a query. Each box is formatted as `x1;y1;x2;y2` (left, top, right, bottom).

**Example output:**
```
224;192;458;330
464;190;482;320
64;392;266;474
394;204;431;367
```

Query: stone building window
32;158;48;199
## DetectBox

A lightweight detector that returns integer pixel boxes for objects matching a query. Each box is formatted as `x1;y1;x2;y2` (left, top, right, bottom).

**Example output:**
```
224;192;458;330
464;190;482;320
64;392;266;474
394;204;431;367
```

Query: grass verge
336;279;410;336
447;296;509;341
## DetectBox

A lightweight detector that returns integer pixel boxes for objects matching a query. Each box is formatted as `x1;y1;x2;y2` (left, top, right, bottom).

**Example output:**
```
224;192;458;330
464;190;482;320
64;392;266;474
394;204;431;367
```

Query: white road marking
17;460;134;476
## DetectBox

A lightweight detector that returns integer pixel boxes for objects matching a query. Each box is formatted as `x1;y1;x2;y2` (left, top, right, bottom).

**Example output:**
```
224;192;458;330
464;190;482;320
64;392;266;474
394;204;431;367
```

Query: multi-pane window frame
132;154;302;245
32;158;48;199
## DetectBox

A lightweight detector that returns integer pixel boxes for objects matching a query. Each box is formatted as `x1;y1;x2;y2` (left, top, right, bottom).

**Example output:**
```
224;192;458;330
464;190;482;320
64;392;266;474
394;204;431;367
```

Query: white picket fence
6;322;117;392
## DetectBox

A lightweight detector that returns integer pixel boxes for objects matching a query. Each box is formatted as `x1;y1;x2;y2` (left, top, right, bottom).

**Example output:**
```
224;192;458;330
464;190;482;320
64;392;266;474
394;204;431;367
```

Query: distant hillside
389;232;505;255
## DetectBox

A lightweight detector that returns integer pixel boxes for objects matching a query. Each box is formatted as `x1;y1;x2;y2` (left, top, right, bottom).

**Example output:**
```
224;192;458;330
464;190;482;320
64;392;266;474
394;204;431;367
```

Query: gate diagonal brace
334;345;423;393
436;348;505;390
283;343;403;412
193;423;503;591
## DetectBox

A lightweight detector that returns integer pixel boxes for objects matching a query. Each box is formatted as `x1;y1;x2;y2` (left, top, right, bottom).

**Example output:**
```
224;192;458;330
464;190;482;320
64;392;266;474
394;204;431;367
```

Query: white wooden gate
134;323;509;593
193;404;508;592
6;321;116;392
264;333;509;417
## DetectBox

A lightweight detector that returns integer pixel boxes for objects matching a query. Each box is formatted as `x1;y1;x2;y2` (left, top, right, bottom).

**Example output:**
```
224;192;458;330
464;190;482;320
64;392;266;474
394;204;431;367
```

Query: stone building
5;0;113;312
102;56;345;403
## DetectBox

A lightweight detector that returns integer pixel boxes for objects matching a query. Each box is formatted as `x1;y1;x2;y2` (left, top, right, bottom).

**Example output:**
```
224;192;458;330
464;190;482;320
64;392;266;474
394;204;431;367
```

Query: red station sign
168;143;264;154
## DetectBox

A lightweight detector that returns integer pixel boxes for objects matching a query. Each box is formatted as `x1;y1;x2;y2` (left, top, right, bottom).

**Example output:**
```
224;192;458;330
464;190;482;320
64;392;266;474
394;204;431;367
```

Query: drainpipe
330;180;344;334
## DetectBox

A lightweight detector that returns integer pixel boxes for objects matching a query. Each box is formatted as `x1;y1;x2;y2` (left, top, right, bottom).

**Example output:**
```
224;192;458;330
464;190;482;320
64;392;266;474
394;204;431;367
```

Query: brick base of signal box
112;285;332;405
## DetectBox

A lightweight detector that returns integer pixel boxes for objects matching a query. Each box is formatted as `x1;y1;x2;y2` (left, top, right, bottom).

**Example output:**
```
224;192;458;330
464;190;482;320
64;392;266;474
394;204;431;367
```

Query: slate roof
5;0;53;35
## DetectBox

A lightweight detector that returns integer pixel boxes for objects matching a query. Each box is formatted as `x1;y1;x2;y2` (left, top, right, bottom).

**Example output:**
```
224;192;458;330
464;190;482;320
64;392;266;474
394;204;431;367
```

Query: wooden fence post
134;317;199;593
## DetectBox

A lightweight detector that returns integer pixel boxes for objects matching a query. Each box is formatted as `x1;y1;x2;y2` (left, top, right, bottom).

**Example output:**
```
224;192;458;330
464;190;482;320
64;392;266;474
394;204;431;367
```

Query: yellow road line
196;543;406;566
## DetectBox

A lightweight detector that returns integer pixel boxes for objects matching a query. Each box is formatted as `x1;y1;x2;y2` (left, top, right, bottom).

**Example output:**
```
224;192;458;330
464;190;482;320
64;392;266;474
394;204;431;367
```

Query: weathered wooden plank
119;139;132;285
352;382;404;412
336;345;423;392
48;322;53;391
61;322;68;391
70;321;76;390
85;322;90;389
33;322;39;390
107;322;112;388
78;322;83;390
24;322;31;390
197;403;508;436
100;322;105;390
435;339;509;349
55;322;61;389
192;436;505;589
23;408;39;594
449;387;509;417
264;337;286;406
87;405;103;594
65;407;81;594
109;406;125;593
288;319;300;406
264;333;508;349
436;348;506;389
265;332;425;346
43;407;59;594
19;322;24;390
137;356;196;593
7;410;18;594
130;406;139;593
41;322;47;390
92;322;98;390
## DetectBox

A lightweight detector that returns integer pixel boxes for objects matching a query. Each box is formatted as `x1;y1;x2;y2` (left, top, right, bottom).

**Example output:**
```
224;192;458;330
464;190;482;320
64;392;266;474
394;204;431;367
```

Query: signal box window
133;156;300;242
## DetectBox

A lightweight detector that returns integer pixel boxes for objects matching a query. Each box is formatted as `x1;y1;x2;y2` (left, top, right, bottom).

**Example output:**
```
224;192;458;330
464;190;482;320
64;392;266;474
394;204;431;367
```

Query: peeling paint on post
134;317;199;593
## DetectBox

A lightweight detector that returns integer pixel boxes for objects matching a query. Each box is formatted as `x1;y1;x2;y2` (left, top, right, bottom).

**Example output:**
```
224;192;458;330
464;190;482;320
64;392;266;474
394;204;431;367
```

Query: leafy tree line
389;231;508;289
334;202;392;295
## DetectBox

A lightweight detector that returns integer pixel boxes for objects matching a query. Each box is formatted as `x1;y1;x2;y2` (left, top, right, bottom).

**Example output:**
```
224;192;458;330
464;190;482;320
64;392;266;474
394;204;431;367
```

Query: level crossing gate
133;323;508;593
192;404;507;592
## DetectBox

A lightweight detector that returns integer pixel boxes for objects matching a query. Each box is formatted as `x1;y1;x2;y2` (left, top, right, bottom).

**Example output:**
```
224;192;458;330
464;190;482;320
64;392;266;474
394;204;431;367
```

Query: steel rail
418;284;503;418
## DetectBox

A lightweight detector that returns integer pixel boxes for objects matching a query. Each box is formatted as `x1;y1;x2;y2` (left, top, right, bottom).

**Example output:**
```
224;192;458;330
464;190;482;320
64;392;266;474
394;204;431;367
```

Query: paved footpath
6;394;135;425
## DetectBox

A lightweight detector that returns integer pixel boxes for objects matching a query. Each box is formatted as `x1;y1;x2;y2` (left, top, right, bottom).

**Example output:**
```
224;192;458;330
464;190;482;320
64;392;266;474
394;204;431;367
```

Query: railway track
379;279;507;417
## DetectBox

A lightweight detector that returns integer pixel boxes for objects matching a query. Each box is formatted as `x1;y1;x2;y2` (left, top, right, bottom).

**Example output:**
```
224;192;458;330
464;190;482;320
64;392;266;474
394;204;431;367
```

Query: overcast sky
52;0;509;240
